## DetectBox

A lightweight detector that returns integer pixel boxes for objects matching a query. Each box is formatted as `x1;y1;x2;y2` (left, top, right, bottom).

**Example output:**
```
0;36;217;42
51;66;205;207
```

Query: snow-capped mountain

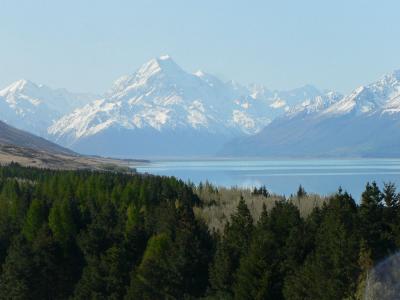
48;55;328;157
2;57;398;158
322;70;400;116
220;70;400;157
286;90;343;117
0;79;97;136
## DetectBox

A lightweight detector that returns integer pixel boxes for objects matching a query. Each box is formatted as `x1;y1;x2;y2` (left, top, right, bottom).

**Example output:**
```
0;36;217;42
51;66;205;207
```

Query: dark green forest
0;163;399;299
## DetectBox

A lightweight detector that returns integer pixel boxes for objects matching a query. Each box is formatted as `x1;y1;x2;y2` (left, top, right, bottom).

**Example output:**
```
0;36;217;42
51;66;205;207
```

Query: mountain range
1;55;399;158
0;79;97;136
220;70;400;157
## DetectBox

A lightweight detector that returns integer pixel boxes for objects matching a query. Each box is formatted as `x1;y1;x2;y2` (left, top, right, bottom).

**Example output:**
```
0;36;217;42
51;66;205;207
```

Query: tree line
0;163;399;299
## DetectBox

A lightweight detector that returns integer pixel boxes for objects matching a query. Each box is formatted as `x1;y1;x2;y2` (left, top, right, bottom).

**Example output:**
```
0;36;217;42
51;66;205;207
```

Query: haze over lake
137;158;400;200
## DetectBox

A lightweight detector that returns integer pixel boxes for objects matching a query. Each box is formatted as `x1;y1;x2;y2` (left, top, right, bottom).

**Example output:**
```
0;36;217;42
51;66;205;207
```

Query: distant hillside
0;120;144;171
0;120;75;156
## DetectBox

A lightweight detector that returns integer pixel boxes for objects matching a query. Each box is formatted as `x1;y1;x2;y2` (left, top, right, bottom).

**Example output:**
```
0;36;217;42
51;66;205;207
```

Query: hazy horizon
1;0;400;94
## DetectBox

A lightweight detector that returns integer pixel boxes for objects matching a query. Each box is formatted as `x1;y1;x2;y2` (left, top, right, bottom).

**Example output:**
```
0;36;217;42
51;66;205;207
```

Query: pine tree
22;199;47;242
48;198;78;247
361;182;382;208
171;203;213;297
124;205;147;269
297;185;307;198
0;194;18;265
284;192;360;299
382;182;399;208
74;245;128;299
30;225;65;299
209;196;254;297
359;182;387;260
235;201;304;300
381;182;399;252
0;179;25;227
233;206;275;299
125;233;178;299
0;236;36;299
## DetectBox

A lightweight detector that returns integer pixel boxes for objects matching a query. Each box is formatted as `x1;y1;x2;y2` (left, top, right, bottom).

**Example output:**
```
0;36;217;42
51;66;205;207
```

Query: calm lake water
136;159;400;200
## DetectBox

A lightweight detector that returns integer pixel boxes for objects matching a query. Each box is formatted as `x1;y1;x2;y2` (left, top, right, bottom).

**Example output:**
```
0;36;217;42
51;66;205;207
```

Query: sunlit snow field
136;158;400;200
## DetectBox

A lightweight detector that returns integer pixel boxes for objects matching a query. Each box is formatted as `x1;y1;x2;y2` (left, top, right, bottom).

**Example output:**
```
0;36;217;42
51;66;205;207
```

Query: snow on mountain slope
322;70;400;116
383;94;400;114
220;69;400;157
49;56;328;156
286;91;343;117
0;79;97;136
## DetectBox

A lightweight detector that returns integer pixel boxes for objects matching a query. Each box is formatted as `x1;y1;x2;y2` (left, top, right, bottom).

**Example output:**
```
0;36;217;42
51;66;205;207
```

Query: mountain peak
13;78;30;88
0;79;40;96
158;54;171;61
366;69;400;96
137;55;181;77
109;55;186;93
380;69;400;84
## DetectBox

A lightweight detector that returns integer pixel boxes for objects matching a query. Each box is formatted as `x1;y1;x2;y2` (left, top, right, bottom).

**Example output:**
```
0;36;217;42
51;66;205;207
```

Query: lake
136;158;400;200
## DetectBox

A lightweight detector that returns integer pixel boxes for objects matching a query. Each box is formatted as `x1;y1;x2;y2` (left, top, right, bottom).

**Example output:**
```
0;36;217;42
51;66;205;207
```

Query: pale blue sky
1;0;399;94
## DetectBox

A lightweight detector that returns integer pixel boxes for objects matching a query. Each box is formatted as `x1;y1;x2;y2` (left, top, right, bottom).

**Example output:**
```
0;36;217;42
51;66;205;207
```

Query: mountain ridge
46;55;334;156
2;56;399;158
0;79;98;135
220;69;400;157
